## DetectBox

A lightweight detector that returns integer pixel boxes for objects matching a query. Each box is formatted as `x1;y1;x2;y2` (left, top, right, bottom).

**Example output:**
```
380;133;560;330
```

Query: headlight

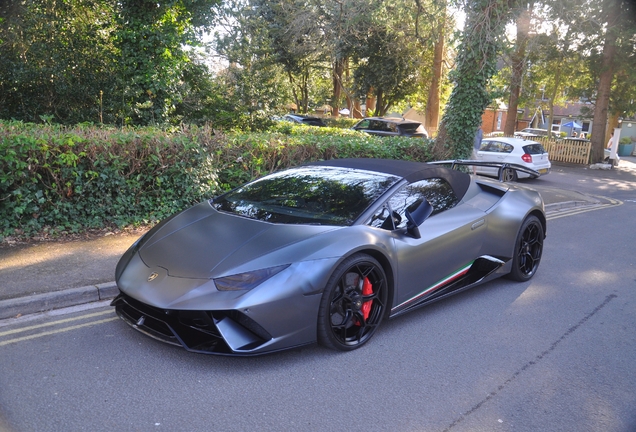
214;265;290;291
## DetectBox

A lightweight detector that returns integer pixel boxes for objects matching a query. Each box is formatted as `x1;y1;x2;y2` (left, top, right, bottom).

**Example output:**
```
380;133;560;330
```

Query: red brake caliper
361;277;373;320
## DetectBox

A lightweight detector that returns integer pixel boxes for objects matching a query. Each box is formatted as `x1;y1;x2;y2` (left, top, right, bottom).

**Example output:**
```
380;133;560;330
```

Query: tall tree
434;0;516;159
250;0;326;114
353;27;425;116
115;0;220;125
533;0;636;161
414;0;451;135
588;0;627;162
352;1;438;117
212;0;295;125
0;0;118;123
503;1;533;135
424;18;446;135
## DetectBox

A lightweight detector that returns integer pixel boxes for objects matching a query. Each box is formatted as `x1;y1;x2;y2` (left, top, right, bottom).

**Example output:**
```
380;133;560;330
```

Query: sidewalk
1;157;634;320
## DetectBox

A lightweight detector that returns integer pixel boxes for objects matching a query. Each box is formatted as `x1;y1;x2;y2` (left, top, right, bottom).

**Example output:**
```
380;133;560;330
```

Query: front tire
507;215;544;281
317;254;388;351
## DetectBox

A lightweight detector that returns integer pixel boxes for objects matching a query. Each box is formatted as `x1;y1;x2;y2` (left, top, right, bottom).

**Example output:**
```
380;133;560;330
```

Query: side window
369;120;384;131
384;178;459;229
355;120;370;129
489;142;502;153
488;141;510;153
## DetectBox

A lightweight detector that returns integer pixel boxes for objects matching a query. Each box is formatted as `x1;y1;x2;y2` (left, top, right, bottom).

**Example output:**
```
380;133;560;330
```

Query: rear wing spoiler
429;160;540;182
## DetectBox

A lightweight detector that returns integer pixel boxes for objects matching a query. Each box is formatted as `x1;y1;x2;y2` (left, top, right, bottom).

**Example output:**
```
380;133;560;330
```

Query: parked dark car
352;117;429;138
281;114;327;127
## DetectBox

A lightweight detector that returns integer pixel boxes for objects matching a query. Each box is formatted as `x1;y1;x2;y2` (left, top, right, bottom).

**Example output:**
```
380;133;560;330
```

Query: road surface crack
443;293;617;431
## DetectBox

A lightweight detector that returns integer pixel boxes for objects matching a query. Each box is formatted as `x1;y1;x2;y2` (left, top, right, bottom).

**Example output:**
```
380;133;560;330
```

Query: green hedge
0;121;432;240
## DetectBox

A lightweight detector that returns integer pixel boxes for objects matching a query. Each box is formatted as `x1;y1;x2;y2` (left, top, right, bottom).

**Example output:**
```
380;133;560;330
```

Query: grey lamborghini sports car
112;158;546;356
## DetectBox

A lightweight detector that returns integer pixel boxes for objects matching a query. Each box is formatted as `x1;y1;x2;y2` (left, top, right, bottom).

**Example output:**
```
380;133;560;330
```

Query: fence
492;135;592;164
537;138;591;164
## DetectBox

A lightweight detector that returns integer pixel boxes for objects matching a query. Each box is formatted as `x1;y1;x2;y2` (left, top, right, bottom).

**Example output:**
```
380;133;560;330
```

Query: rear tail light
522;153;533;163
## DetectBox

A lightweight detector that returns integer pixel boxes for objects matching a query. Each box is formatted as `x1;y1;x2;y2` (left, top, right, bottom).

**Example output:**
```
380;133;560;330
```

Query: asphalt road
1;173;635;431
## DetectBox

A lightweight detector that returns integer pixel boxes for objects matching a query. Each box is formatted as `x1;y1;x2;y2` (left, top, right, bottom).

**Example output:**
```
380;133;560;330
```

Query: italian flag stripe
395;261;474;310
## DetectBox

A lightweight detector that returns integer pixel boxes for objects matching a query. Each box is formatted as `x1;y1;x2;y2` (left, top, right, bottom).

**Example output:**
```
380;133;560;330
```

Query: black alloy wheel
317;254;388;351
508;215;544;281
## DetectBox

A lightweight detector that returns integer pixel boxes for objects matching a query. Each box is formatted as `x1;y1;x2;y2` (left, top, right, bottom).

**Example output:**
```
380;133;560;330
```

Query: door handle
471;219;485;230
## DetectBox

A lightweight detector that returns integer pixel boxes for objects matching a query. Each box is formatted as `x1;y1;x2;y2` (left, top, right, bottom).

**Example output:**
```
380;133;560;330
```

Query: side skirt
389;256;507;318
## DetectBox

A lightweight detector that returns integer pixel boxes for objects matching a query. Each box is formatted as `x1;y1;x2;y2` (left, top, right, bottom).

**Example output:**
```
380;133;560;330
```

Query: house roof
551;102;593;117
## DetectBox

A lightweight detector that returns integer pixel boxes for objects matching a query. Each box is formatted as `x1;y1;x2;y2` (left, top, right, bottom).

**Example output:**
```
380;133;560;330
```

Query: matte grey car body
112;158;546;356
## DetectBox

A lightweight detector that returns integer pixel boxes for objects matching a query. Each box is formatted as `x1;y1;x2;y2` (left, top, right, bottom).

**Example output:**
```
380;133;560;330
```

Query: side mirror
404;199;433;239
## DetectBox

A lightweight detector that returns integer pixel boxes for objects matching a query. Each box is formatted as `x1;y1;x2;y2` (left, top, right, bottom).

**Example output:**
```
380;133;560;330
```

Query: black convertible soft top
307;158;471;201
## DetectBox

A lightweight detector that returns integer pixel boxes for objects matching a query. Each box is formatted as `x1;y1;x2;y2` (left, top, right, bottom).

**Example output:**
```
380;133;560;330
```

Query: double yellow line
0;309;118;347
546;197;622;221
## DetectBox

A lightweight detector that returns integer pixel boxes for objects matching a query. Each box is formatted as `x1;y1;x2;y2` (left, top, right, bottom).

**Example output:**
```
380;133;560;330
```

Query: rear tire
503;167;518;182
317;254;388;351
507;215;543;281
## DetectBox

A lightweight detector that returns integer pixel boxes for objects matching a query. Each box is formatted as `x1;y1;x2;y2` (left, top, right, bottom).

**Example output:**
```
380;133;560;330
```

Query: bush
1;120;432;240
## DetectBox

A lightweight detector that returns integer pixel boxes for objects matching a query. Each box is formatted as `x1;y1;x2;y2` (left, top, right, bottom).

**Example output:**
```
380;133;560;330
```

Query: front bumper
111;293;280;355
112;291;315;356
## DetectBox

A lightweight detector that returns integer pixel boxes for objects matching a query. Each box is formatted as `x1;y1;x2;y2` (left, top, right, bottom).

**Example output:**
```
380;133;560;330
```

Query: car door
478;141;516;176
477;141;501;176
375;178;488;314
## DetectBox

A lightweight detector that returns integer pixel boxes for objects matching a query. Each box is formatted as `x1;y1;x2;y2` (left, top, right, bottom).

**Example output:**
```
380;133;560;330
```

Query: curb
545;200;597;213
0;282;119;320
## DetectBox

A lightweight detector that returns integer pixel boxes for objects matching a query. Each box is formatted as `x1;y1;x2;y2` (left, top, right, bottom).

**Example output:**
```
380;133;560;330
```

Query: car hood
138;202;338;279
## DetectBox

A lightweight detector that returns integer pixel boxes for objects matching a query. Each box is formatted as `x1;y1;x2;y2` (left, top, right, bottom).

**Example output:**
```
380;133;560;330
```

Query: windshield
212;166;400;226
398;123;423;134
523;143;547;154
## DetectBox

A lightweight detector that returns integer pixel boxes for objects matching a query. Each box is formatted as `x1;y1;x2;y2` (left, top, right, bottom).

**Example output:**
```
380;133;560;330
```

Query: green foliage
0;0;221;127
114;0;222;126
434;0;512;159
0;121;218;238
351;1;434;117
0;0;119;124
214;0;444;121
1;120;431;240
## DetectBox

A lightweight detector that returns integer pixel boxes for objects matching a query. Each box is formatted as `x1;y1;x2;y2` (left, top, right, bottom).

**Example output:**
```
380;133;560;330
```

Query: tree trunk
287;70;300;113
590;0;619;163
545;58;563;136
300;71;309;113
375;90;384;117
332;57;345;118
365;89;376;117
504;3;532;135
425;16;445;137
353;99;363;118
